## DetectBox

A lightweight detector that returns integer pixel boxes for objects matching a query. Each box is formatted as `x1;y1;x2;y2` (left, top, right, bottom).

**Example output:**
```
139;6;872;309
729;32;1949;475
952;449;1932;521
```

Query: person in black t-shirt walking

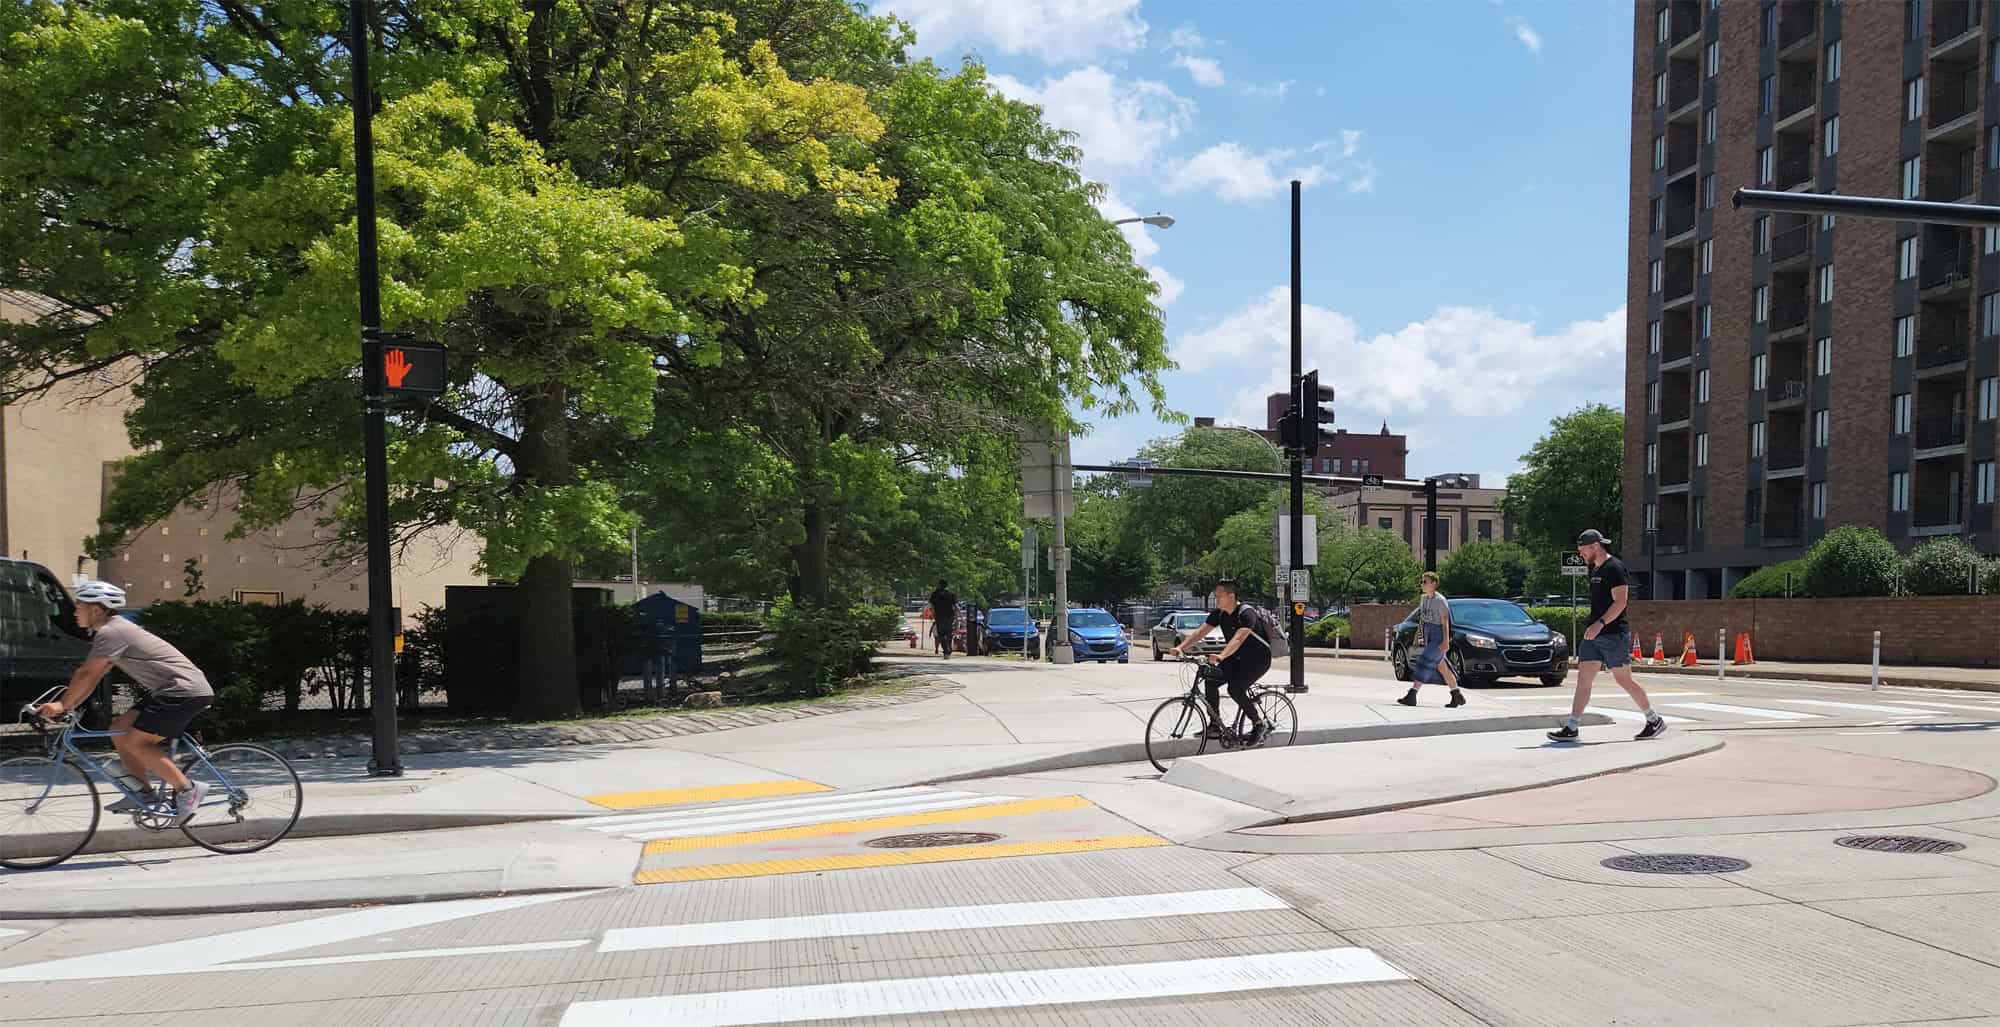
928;580;958;659
1548;530;1668;743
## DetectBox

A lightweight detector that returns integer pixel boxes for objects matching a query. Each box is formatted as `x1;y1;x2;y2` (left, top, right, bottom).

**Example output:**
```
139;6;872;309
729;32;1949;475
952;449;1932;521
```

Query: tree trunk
512;387;581;719
793;501;831;606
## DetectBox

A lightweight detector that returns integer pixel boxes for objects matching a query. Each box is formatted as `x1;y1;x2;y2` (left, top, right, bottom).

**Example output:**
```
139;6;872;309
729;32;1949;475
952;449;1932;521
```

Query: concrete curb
15;809;587;862
0;879;604;921
921;712;1616;784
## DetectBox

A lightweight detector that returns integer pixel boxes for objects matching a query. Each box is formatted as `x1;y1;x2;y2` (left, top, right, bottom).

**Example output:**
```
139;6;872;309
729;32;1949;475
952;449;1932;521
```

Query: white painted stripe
563;786;944;827
1554;706;1693;724
0;892;590;983
1838;731;1902;735
611;794;1025;842
599;888;1290;953
220;939;589;972
1880;700;2000;715
581;790;991;834
0;928;26;939
557;947;1409;1027
1637;691;1710;697
1778;699;1945;715
1661;702;1822;721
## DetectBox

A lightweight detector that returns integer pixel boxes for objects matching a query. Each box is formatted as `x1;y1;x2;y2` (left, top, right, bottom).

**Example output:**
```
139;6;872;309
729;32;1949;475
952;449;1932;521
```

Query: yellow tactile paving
634;835;1172;884
640;795;1093;854
585;779;831;810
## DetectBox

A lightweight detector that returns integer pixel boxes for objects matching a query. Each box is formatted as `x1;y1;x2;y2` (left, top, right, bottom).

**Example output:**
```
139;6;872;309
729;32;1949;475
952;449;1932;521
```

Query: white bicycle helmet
72;581;127;609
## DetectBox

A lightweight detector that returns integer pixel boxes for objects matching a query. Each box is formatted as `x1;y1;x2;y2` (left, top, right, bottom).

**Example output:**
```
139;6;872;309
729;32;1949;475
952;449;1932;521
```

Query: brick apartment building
1188;392;1409;479
1629;0;2000;600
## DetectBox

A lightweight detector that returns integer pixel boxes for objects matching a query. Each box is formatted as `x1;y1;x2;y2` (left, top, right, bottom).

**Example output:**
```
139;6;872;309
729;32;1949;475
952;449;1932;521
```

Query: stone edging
258;678;963;761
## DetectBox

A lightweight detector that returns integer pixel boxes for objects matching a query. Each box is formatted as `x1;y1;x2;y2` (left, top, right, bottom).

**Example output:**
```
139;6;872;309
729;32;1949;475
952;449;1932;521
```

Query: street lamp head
1141;214;1176;229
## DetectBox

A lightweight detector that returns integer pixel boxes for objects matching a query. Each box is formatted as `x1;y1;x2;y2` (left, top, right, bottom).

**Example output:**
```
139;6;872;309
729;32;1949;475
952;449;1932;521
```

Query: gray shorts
1577;629;1633;668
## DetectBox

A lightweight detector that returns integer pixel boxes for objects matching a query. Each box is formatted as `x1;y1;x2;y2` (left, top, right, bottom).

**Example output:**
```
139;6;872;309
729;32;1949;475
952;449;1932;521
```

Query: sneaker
173;782;209;824
1446;690;1467;709
1242;723;1268;746
107;790;157;814
1546;724;1581;743
1634;716;1669;741
1396;690;1418;707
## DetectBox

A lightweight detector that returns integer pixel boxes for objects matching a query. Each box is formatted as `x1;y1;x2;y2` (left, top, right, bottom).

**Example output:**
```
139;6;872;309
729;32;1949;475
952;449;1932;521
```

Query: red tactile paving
1237;738;1996;837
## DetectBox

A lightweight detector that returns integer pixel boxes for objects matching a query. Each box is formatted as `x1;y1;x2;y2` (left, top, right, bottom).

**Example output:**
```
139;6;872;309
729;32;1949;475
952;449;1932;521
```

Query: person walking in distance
1549;530;1667;742
1400;572;1466;708
927;579;958;659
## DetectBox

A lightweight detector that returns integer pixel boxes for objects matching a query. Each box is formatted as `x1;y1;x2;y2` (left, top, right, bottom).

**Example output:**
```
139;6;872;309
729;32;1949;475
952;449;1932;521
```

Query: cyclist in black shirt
1168;580;1272;744
1549;530;1667;743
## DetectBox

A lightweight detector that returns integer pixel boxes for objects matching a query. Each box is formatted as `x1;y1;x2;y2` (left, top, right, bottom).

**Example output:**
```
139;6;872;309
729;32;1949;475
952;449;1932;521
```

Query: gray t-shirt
1418;592;1451;626
87;617;213;699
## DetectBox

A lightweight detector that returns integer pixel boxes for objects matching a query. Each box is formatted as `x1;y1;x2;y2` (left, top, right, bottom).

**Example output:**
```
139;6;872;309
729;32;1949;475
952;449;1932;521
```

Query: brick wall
1340;597;2000;666
1622;1;1650;576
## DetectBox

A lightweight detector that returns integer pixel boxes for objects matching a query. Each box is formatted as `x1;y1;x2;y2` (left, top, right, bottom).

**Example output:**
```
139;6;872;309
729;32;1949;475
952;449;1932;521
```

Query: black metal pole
1423;478;1439;572
1287;181;1306;695
1072;464;1425;489
350;0;401;777
1733;187;2000;227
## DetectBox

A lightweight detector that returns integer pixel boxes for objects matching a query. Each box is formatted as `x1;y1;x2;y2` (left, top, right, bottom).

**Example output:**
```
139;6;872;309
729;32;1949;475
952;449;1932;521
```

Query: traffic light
1300;369;1337;457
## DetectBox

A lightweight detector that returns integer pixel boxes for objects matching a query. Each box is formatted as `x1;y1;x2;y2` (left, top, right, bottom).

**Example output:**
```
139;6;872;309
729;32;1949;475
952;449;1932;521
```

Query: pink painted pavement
1237;737;1995;837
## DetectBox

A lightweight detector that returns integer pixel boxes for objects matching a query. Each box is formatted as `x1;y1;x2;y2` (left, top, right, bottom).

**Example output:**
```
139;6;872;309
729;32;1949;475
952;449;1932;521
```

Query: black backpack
1239;604;1290;660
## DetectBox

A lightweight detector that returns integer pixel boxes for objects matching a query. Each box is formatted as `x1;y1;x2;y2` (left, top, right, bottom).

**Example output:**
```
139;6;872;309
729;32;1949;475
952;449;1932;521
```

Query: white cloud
1167;24;1210;51
1146;265;1186;306
1167;135;1374;203
1173;53;1226;87
1241;80;1295;99
1506;15;1542;53
880;0;1148;64
989;67;1196;177
1174;287;1625;420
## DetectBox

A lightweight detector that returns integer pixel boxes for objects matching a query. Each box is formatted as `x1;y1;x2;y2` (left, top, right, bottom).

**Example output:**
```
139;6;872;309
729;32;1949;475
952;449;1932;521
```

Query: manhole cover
863;832;1001;849
1601;853;1750;875
1836;835;1967;854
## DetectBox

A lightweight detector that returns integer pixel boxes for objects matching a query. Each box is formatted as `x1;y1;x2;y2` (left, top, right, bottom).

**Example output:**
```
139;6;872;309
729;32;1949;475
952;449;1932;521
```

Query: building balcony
1777;4;1816;53
1916;332;1971;373
1669;0;1702;49
1916;413;1968;451
1931;0;1982;56
1770;220;1813;266
1775;154;1815;191
1925;142;1977;204
1766;377;1808;406
1913;454;1967;530
1769;301;1810;338
1920;240;1974;292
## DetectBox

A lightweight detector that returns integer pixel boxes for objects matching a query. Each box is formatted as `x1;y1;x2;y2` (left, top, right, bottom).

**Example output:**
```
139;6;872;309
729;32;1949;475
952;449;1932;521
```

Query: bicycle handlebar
16;685;75;732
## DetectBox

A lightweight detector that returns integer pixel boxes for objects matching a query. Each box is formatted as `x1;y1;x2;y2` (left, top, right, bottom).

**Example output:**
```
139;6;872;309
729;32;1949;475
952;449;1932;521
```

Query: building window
1651;197;1664;232
1478;520;1493;540
1708;40;1719;77
1814;408;1830;448
1748;488;1762;525
1332;458;1344;473
1825;40;1841;82
1760;147;1775;185
1651;259;1664;293
1649;381;1661;414
1896;315;1915;356
1648;320;1661;354
1815;336;1832;376
1700;304;1712;339
1891;472;1910;513
1986;228;2000;256
1705;107;1717;144
1377;517;1393;531
1894;393;1913;434
1754;285;1769;323
1817;264;1834;304
1811;481;1828;520
1823;116;1839;156
1696;432;1709;466
1755;216;1771;253
1978;376;1998;420
1762;4;1778;44
1752;353;1767;390
1645;502;1658;531
1985;292;2000;336
1760;75;1776;115
1908;0;1926;38
1693;496;1705;532
1647;442;1659;475
1906;77;1925;121
1821;213;1835;231
1904;157;1922;199
1750;420;1766;457
1979;461;1998;505
1655;135;1668;170
1656;71;1669;109
1659;6;1671;42
1698;368;1711;403
1899;237;1919;279
1989;126;1999;170
1703;174;1715;210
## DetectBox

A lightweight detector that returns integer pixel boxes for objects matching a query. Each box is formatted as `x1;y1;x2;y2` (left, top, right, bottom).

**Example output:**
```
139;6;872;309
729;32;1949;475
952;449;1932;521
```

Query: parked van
0;558;92;714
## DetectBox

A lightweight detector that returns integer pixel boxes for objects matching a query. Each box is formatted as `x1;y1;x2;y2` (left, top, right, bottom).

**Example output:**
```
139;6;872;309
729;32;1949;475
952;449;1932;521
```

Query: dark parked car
1148;609;1220;661
983;607;1040;657
1390;598;1570;687
0;558;96;714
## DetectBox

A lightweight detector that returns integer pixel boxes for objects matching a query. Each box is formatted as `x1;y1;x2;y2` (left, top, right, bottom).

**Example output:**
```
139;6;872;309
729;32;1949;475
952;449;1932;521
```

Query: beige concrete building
1;290;482;614
1325;474;1513;566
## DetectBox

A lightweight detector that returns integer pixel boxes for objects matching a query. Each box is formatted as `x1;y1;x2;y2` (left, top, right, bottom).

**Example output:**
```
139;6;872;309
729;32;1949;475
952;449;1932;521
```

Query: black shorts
130;694;213;739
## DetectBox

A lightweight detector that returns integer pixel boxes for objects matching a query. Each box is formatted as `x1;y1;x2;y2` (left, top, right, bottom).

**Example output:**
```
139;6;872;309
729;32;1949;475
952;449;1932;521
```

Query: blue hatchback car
1051;608;1130;664
982;607;1039;657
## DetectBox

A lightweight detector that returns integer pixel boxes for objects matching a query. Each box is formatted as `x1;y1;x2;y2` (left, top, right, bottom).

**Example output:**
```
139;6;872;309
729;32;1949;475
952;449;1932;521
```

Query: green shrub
1802;525;1899;597
1900;537;1985;595
1438;541;1535;599
701;610;766;630
129;600;374;739
1730;559;1810;599
1985;558;2000;595
1303;616;1349;647
1522;606;1587;635
769;597;901;696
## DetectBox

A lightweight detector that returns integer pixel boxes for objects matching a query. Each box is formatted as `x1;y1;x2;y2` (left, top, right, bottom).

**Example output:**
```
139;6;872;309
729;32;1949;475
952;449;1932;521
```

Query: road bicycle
1144;655;1297;774
0;687;303;870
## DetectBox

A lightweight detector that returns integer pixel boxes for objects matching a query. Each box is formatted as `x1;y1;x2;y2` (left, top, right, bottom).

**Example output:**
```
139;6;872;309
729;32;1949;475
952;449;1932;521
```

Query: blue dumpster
633;592;702;674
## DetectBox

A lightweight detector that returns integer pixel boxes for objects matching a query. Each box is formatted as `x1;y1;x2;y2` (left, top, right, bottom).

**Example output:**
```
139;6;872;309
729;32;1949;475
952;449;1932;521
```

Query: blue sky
869;0;1637;485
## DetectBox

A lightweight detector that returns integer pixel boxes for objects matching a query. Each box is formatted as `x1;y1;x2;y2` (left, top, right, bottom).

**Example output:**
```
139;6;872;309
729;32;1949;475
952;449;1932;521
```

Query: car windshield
1172;613;1208;628
1451;601;1537;627
988;609;1026;626
1068;611;1116;627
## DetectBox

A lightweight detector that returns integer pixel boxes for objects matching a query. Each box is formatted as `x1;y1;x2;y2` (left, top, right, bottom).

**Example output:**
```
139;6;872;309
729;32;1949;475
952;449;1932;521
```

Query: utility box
633;591;702;674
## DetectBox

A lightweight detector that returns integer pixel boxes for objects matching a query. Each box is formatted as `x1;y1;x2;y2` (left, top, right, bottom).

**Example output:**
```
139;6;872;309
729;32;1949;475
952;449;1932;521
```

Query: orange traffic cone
1680;631;1699;667
1652;633;1667;665
1631;635;1644;663
1733;632;1756;665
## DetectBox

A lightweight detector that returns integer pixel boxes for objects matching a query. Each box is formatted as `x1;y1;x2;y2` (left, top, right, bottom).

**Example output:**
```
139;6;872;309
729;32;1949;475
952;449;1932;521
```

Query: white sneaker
174;782;209;824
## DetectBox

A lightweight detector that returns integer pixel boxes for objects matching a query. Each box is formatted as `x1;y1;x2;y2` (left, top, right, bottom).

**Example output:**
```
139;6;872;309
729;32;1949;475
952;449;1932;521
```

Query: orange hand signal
385;349;412;388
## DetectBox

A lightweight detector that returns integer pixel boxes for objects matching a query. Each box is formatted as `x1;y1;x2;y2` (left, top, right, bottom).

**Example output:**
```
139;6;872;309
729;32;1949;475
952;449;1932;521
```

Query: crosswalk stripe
556;947;1409;1026
641;795;1091;854
597;888;1290;952
634;835;1170;884
615;793;1025;842
1553;706;1693;724
583;779;830;810
1660;701;1822;720
1778;699;1945;715
1879;699;2000;715
565;786;943;828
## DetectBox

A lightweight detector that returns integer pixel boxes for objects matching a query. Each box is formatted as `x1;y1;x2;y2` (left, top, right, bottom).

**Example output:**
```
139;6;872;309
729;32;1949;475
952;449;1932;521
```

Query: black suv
1390;598;1571;687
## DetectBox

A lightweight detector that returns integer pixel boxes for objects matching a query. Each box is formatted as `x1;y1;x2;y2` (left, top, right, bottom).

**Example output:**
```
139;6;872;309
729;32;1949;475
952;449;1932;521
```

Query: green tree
1124;428;1283;584
1438;540;1536;598
1500;404;1625;555
1313;517;1422;605
1802;525;1899;597
1065;492;1159;608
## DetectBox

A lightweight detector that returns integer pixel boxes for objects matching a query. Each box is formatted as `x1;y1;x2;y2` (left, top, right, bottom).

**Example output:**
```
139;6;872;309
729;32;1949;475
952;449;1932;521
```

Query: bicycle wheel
176;743;303;855
1250;690;1298;749
0;755;100;870
1144;698;1211;774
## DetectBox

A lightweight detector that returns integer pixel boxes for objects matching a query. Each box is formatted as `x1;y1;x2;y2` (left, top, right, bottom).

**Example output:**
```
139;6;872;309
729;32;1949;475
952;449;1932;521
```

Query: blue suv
1049;608;1129;664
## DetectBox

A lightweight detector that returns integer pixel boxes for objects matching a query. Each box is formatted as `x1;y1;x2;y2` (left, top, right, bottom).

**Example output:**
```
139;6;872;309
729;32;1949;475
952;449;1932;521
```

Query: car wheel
1391;644;1412;682
1152;644;1163;662
1118;657;1129;664
1540;672;1568;688
1446;650;1467;683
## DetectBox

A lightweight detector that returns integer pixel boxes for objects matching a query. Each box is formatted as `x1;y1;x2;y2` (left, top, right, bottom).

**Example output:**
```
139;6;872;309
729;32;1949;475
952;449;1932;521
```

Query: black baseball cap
1576;529;1608;546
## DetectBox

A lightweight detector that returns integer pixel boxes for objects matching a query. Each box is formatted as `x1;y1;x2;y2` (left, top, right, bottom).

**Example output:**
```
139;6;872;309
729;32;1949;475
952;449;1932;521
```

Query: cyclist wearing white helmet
34;581;213;821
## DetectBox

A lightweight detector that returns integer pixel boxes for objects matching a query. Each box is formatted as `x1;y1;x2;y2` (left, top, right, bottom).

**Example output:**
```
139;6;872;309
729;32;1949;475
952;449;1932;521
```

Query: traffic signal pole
349;0;401;776
1287;180;1306;695
1423;477;1440;572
